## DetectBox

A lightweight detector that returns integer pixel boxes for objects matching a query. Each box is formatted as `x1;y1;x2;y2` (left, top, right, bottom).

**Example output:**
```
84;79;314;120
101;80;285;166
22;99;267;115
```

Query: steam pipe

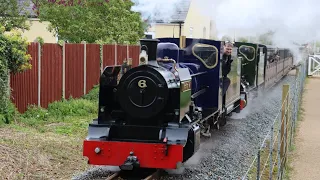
171;21;184;38
139;39;160;61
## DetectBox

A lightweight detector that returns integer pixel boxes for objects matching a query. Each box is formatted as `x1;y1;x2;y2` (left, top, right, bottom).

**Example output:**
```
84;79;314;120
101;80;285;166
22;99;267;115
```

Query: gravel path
161;74;297;180
72;73;297;180
291;77;320;180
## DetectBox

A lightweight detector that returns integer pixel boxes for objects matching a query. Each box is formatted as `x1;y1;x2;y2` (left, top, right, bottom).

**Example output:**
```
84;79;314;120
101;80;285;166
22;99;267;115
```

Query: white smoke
194;0;320;41
131;0;184;23
131;0;319;63
193;0;320;63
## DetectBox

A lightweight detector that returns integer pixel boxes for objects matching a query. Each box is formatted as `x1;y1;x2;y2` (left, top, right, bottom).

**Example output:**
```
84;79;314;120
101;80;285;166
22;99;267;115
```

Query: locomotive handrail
157;57;178;73
191;86;208;100
191;71;207;77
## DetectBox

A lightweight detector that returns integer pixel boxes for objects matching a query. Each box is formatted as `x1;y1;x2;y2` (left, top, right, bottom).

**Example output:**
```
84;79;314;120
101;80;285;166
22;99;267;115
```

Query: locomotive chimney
139;39;160;65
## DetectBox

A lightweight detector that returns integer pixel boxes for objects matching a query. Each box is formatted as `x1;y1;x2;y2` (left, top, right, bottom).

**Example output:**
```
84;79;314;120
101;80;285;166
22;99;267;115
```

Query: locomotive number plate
181;81;191;92
138;80;147;88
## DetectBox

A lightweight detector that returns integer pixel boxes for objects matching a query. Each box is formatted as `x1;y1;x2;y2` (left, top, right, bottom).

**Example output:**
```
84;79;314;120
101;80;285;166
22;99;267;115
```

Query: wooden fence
10;42;140;113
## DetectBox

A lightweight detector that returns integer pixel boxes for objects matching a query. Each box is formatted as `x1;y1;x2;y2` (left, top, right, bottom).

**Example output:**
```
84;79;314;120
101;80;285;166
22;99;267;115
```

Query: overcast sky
132;0;320;45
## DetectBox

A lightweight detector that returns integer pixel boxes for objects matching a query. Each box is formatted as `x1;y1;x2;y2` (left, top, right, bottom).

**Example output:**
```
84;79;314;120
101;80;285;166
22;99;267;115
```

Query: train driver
221;42;234;96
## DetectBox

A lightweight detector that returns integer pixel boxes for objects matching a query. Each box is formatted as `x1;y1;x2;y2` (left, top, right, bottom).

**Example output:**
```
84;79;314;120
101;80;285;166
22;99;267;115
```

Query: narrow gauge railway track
106;169;161;180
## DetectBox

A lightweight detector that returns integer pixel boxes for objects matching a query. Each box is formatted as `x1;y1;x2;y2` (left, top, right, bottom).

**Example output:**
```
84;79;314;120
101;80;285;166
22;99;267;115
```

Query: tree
258;30;274;45
0;1;32;123
221;35;232;42
36;0;146;44
0;0;31;31
237;37;249;43
0;26;31;123
0;0;32;73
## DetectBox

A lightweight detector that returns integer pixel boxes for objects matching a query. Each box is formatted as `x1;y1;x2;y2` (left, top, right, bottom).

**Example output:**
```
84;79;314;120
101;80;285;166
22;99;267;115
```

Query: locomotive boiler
83;39;201;170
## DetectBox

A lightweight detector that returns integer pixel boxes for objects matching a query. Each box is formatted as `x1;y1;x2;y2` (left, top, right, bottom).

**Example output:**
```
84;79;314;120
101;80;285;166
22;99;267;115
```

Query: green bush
22;105;49;121
82;85;100;101
0;114;5;126
0;25;31;124
6;101;20;122
48;99;97;118
5;85;100;136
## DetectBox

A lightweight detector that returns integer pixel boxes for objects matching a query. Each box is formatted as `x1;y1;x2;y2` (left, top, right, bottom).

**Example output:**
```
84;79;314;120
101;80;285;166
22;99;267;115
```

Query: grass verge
282;78;307;180
0;85;99;179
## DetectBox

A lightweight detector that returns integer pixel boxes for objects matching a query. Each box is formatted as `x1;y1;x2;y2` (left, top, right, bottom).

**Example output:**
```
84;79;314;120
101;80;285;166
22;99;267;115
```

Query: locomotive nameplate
181;80;191;92
180;80;192;120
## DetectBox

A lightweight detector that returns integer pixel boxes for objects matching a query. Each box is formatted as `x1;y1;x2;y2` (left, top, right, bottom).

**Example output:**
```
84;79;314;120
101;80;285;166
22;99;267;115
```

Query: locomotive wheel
216;118;226;130
214;113;227;130
200;122;211;138
219;116;227;126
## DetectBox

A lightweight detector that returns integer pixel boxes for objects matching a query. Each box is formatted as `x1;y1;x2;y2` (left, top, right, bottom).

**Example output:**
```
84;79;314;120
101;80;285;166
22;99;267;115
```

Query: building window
189;27;193;38
203;27;207;38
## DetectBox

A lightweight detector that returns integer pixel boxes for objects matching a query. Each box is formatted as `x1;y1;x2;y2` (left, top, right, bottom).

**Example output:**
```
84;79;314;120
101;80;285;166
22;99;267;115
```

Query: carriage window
239;45;255;61
192;43;218;69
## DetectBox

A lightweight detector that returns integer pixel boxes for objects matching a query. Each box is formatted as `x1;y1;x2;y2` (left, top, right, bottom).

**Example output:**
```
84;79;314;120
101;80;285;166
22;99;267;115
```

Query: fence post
115;42;117;65
280;84;289;178
308;56;311;76
100;44;104;74
82;41;87;95
269;125;274;180
277;111;282;179
285;85;290;172
127;42;129;61
62;41;66;100
38;42;41;107
290;67;299;148
275;61;277;84
257;150;261;180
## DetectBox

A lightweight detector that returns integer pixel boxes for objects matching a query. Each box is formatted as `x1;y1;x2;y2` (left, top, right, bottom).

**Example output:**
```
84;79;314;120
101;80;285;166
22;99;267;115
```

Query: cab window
239;45;255;61
192;43;218;69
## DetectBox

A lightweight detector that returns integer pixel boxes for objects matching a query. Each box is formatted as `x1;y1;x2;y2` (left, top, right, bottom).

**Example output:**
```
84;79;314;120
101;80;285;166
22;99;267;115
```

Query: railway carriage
82;37;294;171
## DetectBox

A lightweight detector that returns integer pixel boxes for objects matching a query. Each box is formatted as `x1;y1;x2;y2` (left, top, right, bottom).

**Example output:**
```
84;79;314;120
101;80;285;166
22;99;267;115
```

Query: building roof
18;0;37;18
170;0;192;23
154;0;191;24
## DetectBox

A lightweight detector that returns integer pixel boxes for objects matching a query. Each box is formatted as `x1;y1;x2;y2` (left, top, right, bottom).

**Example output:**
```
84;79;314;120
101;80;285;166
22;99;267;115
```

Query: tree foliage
0;26;31;123
1;30;32;73
0;1;32;123
237;37;249;43
0;0;31;31
36;0;146;44
258;30;274;45
221;35;232;42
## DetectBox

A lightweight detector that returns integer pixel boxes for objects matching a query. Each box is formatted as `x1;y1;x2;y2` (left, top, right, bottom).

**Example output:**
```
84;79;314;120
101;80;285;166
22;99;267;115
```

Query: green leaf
0;0;31;31
36;0;146;44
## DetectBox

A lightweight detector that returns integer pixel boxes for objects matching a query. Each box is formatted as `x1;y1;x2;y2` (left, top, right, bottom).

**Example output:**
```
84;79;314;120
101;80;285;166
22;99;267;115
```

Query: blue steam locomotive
82;37;294;171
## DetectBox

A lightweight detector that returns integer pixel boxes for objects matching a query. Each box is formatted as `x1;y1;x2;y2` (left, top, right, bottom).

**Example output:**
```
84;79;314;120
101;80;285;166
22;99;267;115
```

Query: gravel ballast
73;73;298;180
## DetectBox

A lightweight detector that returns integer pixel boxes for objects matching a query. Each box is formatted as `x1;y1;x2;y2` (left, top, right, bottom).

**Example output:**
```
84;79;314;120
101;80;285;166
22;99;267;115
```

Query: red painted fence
10;42;140;113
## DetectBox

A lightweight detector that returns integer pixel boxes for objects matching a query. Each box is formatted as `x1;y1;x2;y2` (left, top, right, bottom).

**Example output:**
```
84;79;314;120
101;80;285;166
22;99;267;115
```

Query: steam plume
193;0;319;62
132;0;318;62
131;0;184;23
